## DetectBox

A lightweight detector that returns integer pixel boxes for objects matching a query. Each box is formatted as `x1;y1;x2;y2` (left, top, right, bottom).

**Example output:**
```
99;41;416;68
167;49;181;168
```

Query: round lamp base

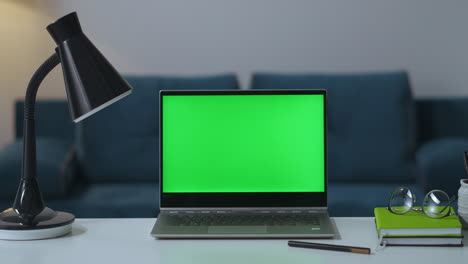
0;207;74;240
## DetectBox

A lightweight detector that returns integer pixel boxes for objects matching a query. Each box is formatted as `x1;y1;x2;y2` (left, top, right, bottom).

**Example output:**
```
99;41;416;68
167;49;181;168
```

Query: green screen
162;94;325;193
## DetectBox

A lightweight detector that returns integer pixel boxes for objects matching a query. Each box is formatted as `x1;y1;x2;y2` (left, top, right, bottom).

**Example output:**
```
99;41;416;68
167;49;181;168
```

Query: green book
374;207;462;237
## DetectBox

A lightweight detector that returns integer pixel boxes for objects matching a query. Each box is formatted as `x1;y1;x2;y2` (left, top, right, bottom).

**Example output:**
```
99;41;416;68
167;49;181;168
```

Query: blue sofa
0;72;466;217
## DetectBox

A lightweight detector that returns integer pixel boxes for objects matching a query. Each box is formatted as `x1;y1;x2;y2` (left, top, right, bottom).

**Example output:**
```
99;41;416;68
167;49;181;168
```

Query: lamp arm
12;52;60;222
22;52;60;179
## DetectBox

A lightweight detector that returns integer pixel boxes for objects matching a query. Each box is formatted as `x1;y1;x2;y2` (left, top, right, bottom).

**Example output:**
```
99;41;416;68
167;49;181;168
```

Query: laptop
151;89;335;238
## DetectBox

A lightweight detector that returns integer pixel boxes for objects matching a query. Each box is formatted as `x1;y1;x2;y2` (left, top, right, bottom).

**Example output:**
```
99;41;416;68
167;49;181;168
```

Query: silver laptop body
151;90;335;238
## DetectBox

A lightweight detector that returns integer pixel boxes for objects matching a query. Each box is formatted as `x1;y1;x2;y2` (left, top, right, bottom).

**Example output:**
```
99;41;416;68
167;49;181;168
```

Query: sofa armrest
0;138;77;199
416;138;468;195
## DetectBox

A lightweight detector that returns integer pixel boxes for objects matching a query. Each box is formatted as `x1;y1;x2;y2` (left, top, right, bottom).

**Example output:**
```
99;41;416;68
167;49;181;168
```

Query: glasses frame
387;187;457;219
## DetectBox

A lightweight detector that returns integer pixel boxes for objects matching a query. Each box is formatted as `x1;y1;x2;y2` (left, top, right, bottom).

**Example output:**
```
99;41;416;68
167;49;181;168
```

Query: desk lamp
0;12;132;240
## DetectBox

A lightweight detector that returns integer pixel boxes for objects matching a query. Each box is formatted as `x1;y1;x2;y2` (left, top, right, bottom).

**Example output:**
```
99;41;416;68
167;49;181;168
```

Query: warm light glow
0;2;64;149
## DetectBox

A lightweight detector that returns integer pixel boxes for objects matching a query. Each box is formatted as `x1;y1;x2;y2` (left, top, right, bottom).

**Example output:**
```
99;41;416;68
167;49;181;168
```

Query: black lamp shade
47;12;132;122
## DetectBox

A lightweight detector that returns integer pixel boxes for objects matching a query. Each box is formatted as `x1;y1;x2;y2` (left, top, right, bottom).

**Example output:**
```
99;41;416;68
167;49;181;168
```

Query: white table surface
0;217;466;264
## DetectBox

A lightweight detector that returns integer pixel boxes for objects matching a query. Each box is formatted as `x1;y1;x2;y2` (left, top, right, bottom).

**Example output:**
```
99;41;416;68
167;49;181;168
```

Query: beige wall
0;1;66;148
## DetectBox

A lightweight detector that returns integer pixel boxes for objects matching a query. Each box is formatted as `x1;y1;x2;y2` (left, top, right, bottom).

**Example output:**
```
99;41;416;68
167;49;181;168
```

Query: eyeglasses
387;187;457;218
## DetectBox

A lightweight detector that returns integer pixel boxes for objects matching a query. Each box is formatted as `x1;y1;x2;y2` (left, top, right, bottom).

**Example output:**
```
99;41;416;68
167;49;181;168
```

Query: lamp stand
0;52;74;240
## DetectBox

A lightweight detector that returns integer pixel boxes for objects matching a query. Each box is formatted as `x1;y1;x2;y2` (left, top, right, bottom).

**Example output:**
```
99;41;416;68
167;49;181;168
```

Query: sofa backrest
416;98;468;146
15;100;74;143
251;71;417;183
77;74;239;183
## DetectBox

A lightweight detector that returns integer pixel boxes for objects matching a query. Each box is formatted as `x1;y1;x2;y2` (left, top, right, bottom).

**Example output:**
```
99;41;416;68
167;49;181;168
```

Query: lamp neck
12;52;60;223
24;53;60;122
22;52;60;180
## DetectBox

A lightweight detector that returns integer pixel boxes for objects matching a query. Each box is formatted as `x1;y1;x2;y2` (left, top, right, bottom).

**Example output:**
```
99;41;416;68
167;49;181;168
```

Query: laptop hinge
160;207;328;213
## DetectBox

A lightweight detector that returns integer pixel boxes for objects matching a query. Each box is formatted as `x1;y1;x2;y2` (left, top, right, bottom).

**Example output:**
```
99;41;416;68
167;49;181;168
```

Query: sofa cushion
251;72;416;183
328;183;424;217
416;98;468;145
417;138;468;195
45;183;159;218
77;74;239;183
0;138;76;198
15;100;74;143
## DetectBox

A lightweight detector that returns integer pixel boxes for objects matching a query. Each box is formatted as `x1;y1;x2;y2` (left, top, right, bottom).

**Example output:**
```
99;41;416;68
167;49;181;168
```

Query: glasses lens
389;187;414;214
423;190;451;218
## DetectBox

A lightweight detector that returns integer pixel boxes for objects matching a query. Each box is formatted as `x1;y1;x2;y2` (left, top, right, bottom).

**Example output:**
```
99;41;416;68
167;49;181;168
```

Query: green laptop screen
162;94;325;193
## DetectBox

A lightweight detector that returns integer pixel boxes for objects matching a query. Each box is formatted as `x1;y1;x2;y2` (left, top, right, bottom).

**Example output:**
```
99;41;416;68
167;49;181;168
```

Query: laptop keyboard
166;213;320;226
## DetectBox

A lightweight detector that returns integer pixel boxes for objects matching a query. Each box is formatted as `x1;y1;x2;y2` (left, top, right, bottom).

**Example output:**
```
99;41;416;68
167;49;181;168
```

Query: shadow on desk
330;218;341;240
62;224;87;238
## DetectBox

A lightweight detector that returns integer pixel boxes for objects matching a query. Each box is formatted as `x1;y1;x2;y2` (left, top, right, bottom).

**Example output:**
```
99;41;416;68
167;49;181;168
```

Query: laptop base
151;209;336;239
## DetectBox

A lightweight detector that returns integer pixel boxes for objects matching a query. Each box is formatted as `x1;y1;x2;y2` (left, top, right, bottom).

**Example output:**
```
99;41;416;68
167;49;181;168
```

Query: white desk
0;218;466;264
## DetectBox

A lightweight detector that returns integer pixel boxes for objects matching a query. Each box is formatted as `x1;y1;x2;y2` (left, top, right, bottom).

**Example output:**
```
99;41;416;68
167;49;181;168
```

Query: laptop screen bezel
159;89;327;208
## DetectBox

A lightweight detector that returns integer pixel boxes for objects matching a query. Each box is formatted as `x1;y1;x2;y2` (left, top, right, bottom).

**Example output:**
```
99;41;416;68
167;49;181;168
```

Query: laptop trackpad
208;226;267;234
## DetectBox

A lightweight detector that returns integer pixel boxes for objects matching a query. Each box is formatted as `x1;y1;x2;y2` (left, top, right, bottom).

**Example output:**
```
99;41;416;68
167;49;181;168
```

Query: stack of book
374;207;463;246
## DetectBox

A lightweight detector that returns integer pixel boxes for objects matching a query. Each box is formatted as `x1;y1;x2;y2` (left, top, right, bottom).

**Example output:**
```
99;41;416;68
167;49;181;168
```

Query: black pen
288;240;371;255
